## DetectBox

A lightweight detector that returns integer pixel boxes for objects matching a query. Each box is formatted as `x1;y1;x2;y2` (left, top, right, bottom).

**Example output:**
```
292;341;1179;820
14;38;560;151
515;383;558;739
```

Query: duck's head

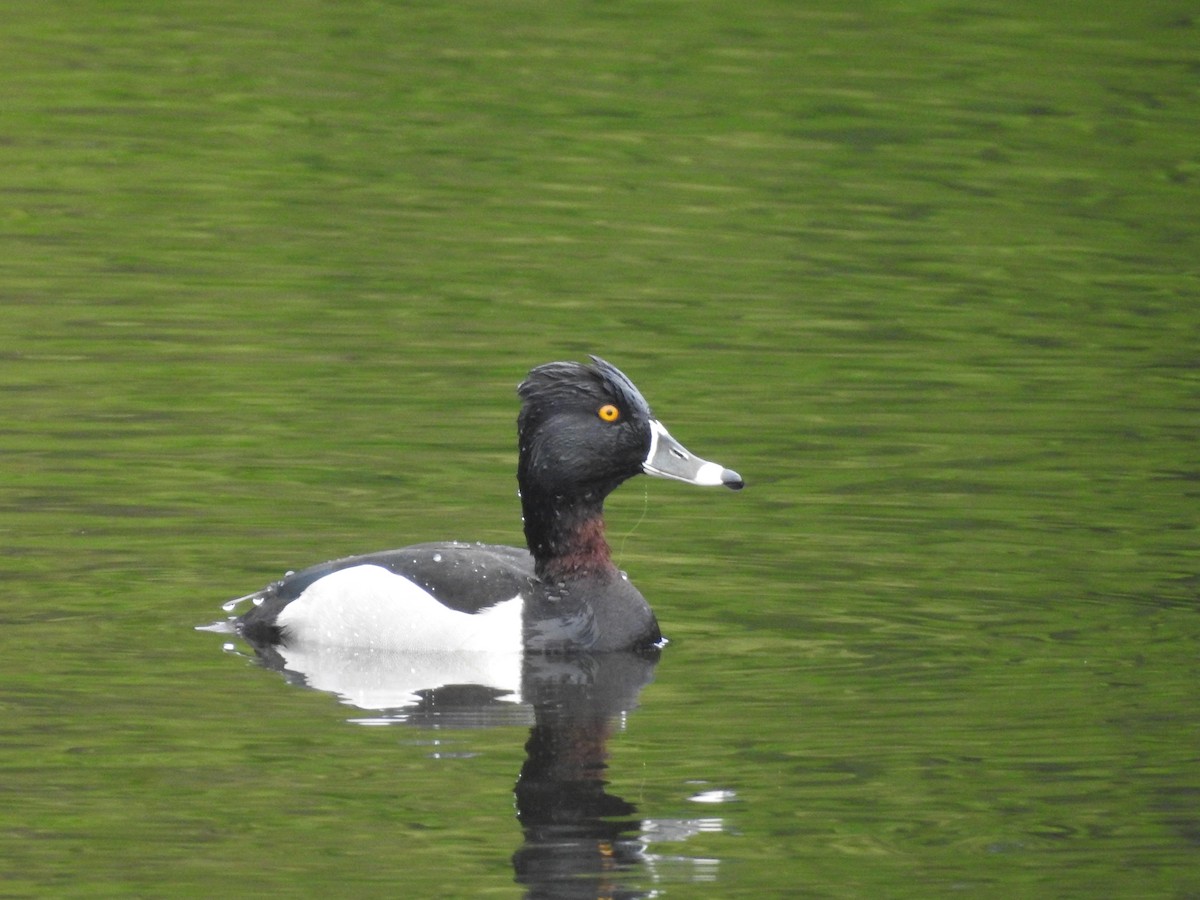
517;356;744;501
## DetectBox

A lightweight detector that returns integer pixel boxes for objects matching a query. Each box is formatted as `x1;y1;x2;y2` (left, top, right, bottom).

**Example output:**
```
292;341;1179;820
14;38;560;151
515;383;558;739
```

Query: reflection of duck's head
231;357;742;656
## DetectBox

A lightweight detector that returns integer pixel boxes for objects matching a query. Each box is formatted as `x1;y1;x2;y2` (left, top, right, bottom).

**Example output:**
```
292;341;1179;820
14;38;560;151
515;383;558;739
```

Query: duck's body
234;357;742;654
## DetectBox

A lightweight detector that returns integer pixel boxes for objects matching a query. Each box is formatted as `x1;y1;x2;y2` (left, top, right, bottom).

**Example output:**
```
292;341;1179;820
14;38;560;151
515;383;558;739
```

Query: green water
3;1;1197;897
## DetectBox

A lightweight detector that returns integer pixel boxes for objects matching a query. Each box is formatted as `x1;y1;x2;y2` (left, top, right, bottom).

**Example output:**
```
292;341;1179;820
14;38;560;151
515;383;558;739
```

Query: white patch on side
275;564;524;653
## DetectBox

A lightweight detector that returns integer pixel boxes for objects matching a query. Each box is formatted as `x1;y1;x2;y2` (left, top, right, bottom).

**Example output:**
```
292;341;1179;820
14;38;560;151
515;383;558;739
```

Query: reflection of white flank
275;564;523;652
275;643;523;710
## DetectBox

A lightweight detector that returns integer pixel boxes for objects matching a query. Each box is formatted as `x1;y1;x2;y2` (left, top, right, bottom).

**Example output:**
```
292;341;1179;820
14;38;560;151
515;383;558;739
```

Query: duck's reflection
220;628;716;898
513;652;658;899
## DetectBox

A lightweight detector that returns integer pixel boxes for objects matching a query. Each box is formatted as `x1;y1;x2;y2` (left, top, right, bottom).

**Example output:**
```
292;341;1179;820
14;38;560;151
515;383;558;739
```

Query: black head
517;356;653;501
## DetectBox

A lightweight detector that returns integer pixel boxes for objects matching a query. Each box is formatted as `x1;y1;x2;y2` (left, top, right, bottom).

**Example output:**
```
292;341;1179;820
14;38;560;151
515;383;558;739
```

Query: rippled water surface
3;2;1197;897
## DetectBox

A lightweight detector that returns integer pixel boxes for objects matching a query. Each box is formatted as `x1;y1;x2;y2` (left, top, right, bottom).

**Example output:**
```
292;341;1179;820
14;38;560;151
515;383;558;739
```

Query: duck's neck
521;487;617;581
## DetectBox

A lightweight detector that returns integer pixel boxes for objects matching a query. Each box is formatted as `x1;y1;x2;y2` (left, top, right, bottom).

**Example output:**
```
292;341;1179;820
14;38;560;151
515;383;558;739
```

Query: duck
233;356;743;655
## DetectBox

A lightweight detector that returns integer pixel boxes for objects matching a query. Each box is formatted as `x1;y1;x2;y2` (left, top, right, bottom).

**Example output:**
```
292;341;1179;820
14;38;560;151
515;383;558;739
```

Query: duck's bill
643;420;744;490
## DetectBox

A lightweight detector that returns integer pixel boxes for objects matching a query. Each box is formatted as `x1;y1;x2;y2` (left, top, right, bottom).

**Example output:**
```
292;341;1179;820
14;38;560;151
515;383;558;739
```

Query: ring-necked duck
233;357;742;654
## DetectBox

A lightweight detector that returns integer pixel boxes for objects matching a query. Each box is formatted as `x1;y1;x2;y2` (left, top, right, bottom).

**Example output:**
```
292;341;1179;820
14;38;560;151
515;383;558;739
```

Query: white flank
275;564;523;653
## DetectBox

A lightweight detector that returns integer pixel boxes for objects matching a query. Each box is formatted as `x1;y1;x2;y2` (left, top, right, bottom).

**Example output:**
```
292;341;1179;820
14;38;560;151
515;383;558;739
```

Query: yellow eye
598;404;620;422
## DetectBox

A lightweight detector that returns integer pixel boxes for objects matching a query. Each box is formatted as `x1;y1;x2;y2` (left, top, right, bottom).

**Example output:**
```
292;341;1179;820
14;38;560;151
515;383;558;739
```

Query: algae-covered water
2;2;1197;897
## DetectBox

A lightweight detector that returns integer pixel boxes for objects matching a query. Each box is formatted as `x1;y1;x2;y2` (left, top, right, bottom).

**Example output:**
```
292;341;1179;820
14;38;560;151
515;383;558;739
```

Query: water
3;1;1197;897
